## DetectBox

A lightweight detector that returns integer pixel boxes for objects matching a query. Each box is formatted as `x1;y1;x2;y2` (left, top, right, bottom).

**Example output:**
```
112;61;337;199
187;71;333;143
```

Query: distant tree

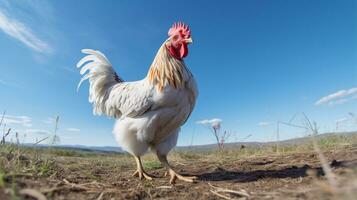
197;118;230;150
49;115;60;145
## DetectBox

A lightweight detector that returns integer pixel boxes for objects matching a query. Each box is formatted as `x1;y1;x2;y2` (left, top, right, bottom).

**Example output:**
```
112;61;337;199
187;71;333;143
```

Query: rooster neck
147;42;189;92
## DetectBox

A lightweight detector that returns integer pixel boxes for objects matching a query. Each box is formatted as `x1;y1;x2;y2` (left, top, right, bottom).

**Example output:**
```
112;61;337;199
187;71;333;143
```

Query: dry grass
0;133;356;199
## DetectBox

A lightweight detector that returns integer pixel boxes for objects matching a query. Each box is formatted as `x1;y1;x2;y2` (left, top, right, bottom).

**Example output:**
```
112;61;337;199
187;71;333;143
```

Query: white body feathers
77;44;198;156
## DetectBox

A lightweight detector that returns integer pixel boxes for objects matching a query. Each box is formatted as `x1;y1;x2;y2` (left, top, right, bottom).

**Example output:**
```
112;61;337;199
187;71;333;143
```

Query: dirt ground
1;146;357;200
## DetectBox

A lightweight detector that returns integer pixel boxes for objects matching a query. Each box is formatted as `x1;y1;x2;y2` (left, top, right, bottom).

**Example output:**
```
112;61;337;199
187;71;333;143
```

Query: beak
185;37;193;44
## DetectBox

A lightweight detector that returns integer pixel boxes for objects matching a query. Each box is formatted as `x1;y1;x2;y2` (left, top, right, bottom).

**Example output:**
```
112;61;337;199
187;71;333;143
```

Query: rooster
76;22;198;184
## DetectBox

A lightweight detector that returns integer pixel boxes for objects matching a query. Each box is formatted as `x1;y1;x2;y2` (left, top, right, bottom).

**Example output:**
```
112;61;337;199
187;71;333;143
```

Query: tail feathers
76;49;123;116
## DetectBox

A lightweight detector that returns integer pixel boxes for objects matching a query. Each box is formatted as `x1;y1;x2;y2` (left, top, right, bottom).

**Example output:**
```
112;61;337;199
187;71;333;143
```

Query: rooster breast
151;77;197;140
114;76;197;156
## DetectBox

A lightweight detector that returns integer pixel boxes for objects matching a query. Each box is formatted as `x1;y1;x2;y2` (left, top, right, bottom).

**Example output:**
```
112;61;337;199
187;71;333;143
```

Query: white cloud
257;122;271;127
25;129;50;135
42;117;56;124
66;128;80;132
2;115;32;127
197;118;222;129
315;87;357;106
0;10;51;53
335;118;348;124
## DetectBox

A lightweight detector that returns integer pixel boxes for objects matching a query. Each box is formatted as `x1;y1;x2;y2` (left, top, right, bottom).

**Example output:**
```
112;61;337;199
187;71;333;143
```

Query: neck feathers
147;42;187;92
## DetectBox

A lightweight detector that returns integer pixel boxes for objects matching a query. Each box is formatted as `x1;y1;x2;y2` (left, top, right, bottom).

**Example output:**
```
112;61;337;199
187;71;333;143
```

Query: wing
106;80;154;118
77;49;154;118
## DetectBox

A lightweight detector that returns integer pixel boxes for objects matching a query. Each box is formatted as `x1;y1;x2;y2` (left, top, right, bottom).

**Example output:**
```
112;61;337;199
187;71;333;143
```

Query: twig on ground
96;191;104;200
4;173;34;178
19;188;47;200
210;189;233;200
79;181;109;188
156;186;172;189
63;178;89;191
209;183;250;199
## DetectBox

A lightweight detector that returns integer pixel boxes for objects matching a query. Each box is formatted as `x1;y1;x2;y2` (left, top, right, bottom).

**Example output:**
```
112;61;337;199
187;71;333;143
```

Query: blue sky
0;0;356;147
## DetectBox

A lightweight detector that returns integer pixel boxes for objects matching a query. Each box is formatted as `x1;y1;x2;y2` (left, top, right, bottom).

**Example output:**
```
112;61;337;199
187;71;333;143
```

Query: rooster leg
157;154;197;184
132;156;153;180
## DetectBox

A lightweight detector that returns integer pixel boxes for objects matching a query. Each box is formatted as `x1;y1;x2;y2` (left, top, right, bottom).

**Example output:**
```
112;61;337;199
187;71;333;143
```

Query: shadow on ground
197;159;349;182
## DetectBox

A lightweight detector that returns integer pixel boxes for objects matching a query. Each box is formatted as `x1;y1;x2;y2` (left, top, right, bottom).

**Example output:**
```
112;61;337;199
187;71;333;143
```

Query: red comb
168;22;191;37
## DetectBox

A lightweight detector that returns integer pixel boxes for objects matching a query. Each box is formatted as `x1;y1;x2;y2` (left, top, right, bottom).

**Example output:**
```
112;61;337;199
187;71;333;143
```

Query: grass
161;132;357;168
0;132;356;199
0;170;5;188
0;133;356;170
143;160;162;170
49;149;85;157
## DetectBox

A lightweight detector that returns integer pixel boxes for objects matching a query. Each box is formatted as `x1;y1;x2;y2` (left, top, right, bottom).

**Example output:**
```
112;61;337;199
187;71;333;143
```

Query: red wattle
180;44;188;58
167;43;188;60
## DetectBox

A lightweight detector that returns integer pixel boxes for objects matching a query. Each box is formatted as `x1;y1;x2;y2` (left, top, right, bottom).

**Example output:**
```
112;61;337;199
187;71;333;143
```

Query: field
1;133;357;200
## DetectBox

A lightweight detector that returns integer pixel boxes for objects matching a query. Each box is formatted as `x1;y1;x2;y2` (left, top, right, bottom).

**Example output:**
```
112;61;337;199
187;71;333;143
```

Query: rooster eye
173;35;179;41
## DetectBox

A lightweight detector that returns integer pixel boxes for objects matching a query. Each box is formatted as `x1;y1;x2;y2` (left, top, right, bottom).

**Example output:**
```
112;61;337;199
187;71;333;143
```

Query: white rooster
77;22;198;183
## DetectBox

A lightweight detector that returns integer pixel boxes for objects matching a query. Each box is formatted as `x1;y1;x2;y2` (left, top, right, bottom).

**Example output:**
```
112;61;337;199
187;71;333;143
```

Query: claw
132;169;153;181
157;154;196;184
132;156;153;181
168;169;197;184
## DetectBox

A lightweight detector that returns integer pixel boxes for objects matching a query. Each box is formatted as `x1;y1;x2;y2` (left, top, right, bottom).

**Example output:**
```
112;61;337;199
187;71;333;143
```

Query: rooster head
166;22;192;60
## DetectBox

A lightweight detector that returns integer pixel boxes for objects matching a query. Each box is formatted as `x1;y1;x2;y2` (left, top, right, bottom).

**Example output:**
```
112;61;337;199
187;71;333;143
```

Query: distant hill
21;131;357;153
57;145;123;153
22;143;123;153
177;131;357;151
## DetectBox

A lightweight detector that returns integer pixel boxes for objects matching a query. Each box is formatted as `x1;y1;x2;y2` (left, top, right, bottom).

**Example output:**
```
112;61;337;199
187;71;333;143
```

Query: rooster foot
132;170;153;181
168;169;197;184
